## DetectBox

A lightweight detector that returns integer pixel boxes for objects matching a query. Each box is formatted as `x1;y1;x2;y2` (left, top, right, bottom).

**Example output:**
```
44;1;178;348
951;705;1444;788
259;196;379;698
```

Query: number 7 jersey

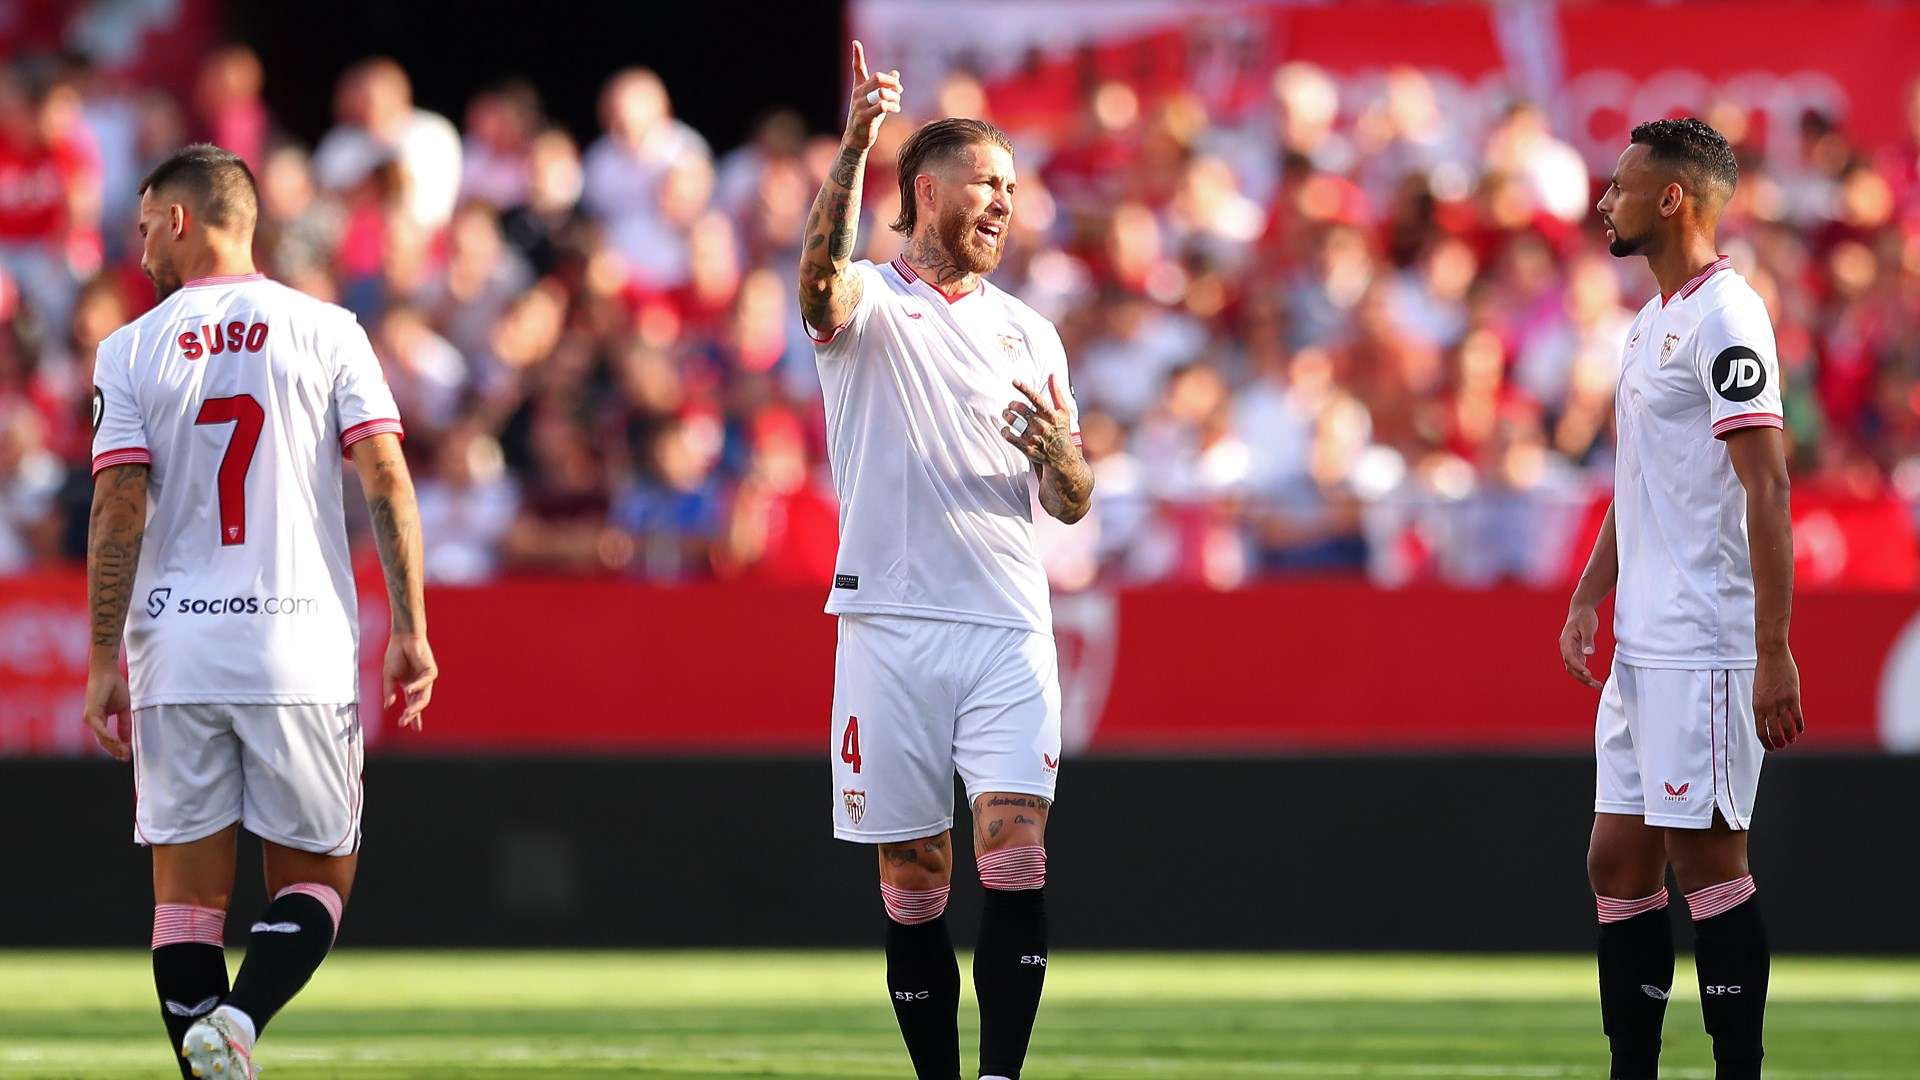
90;273;403;708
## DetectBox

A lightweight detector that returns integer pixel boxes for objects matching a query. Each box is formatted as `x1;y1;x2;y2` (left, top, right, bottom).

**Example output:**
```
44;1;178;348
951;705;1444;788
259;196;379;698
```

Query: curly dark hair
1630;117;1739;195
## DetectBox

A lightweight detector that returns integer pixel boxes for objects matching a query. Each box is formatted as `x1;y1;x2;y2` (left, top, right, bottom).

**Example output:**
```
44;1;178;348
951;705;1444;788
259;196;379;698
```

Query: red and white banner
5;572;1916;756
852;1;1920;168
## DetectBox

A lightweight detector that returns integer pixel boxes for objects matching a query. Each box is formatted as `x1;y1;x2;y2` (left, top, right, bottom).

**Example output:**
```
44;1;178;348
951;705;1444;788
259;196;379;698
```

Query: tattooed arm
81;463;149;759
1002;377;1094;525
798;41;901;339
351;432;437;728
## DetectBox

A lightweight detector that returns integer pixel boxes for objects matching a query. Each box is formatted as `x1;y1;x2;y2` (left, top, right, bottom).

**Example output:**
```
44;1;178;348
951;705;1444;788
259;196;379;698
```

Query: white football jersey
90;273;403;707
811;258;1080;635
1612;257;1784;667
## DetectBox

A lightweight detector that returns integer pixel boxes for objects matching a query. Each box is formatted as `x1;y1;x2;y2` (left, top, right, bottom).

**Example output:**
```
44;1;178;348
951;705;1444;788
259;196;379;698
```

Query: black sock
225;889;338;1036
1692;893;1768;1080
886;914;961;1080
1598;905;1675;1079
975;887;1048;1080
153;943;229;1078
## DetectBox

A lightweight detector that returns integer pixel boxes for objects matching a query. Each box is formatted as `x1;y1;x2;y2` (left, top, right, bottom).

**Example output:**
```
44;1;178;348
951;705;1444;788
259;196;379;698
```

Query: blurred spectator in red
718;407;836;584
0;66;100;337
193;45;270;168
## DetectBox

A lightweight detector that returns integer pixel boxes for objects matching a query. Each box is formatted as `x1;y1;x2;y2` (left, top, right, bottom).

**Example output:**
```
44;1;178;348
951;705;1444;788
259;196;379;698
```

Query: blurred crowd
4;48;1920;588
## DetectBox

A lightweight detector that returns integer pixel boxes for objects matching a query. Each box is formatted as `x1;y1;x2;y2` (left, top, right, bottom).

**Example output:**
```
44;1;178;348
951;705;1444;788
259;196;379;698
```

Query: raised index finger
1012;380;1048;413
852;40;870;83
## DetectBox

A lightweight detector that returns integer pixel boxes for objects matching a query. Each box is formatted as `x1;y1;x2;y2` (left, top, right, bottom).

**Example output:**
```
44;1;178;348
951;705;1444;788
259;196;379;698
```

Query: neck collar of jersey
892;257;979;305
183;272;266;289
1661;255;1729;307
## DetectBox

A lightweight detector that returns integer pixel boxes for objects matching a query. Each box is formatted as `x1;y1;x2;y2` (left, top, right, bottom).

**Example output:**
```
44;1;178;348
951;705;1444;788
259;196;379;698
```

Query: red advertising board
6;573;1916;757
855;2;1920;168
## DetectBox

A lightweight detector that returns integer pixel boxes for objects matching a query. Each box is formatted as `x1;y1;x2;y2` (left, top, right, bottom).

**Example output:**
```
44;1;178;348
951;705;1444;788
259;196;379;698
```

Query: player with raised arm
1562;119;1801;1080
799;42;1093;1080
81;144;436;1079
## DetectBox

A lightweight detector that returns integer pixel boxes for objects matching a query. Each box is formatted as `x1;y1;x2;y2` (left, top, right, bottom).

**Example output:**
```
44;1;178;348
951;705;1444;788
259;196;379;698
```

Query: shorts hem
1593;801;1645;816
962;781;1058;807
1641;812;1716;830
834;817;955;845
134;813;242;848
244;817;359;856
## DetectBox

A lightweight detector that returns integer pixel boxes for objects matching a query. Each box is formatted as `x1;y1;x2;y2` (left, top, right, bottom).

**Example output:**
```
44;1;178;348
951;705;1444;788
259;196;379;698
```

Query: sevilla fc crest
1659;333;1682;367
842;789;867;825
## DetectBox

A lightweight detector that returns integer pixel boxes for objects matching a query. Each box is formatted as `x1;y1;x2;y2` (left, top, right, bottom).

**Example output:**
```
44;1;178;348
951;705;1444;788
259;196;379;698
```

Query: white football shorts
1595;663;1762;830
132;703;363;855
830;614;1061;843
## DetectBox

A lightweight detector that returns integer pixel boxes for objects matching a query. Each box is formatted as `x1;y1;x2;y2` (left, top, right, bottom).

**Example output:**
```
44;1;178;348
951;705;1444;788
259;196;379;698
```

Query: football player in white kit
80;144;436;1079
799;43;1093;1080
1560;119;1802;1080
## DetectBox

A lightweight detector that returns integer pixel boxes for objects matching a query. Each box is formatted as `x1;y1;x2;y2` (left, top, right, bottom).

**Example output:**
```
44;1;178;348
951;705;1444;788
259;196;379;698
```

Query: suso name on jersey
177;320;269;360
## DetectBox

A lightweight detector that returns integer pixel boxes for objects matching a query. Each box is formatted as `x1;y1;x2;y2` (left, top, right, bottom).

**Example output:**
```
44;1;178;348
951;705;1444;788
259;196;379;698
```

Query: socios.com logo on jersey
146;589;318;617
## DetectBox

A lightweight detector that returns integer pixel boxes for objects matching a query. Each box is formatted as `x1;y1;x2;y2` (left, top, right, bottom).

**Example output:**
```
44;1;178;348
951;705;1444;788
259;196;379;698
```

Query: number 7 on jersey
195;394;264;546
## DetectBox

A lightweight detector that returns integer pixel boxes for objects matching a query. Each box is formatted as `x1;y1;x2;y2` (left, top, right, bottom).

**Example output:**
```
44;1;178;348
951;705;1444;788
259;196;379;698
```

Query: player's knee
877;834;953;893
978;842;1046;891
1587;839;1658;898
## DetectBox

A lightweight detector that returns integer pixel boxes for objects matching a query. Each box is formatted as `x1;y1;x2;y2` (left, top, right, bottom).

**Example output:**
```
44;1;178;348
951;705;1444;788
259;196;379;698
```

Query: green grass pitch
4;951;1917;1078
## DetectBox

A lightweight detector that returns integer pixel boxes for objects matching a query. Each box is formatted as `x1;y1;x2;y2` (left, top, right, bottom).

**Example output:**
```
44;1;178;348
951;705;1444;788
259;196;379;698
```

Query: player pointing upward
799;42;1093;1080
82;144;436;1079
1562;119;1801;1080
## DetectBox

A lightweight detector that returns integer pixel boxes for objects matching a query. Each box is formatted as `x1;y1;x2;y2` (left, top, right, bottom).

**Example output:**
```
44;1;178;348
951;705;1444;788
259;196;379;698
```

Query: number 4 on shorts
841;716;862;773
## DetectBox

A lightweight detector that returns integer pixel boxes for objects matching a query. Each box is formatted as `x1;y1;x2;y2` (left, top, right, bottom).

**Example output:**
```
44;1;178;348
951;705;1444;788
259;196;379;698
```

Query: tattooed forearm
797;145;869;335
1038;448;1095;525
367;495;417;633
87;464;148;658
358;444;427;636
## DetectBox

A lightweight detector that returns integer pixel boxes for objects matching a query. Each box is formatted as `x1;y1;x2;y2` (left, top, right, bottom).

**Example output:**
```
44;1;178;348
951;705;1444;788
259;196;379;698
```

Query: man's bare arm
797;41;900;338
1727;425;1802;748
1003;377;1093;525
1570;502;1618;610
87;464;149;662
351;433;425;635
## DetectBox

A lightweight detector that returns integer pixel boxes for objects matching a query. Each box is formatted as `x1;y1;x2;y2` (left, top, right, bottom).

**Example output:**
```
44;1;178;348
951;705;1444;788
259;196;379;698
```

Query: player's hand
1002;375;1075;467
1753;645;1804;751
384;633;438;731
82;665;132;761
843;40;901;152
1558;604;1604;690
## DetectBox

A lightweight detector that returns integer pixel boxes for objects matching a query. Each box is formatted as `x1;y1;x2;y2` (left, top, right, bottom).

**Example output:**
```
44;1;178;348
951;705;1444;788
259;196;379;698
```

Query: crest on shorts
842;789;867;825
1659;333;1682;367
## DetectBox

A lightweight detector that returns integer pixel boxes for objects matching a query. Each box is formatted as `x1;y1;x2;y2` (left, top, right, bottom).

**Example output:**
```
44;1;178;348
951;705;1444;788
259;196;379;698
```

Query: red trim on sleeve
341;417;405;450
91;448;151;475
1711;413;1784;439
805;314;854;345
1071;431;1084;448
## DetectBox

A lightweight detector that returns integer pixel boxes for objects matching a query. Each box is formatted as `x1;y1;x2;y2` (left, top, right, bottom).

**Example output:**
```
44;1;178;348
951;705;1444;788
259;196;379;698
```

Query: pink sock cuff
1596;890;1670;924
1684;876;1755;921
275;883;344;944
977;845;1047;891
153;904;227;949
880;882;950;925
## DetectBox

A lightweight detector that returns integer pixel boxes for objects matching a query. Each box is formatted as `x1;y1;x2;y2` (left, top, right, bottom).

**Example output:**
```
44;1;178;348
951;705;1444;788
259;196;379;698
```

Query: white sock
213;1003;257;1046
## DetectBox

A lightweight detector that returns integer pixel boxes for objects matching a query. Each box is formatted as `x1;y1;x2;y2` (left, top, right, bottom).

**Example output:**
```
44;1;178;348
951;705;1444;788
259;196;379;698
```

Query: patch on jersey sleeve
1710;345;1767;402
91;387;104;433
